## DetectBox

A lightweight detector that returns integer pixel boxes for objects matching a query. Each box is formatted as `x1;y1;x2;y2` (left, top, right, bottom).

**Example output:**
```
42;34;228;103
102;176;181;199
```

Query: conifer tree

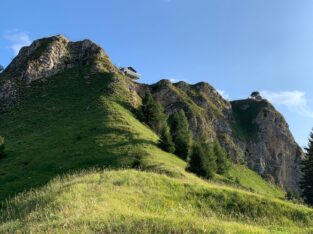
141;90;167;135
170;110;192;160
188;140;216;179
300;130;313;205
213;140;230;175
159;125;175;153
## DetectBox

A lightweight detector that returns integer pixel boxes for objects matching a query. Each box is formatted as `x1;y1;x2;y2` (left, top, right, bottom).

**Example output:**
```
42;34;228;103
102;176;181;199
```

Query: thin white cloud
3;30;31;56
217;89;230;100
261;90;313;118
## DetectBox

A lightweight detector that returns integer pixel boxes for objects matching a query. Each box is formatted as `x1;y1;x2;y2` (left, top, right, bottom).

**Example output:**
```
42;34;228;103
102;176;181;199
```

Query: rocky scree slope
0;35;303;194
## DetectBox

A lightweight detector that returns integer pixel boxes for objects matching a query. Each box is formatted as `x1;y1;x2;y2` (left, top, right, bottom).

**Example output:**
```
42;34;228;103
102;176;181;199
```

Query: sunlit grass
1;170;313;233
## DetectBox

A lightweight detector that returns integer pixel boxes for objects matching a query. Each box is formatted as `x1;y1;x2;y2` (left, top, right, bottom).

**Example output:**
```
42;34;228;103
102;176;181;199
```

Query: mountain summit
0;35;117;107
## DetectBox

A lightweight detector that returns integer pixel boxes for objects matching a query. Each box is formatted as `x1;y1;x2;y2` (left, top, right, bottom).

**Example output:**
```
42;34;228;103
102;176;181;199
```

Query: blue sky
1;0;313;146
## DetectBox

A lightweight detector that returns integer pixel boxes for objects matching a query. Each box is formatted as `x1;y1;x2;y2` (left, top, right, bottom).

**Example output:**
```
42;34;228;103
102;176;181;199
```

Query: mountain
141;79;303;193
0;35;311;233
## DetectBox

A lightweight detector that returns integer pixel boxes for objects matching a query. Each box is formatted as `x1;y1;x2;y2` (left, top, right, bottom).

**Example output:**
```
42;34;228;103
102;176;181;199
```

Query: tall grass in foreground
1;169;313;233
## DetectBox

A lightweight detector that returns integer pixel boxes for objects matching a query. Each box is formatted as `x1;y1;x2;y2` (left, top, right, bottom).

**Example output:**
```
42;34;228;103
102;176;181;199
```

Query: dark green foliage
285;190;301;202
0;136;5;158
131;150;144;169
231;100;268;140
188;141;216;179
213;141;230;175
300;130;313;205
141;90;167;135
170;110;192;160
250;91;262;100
159;125;175;153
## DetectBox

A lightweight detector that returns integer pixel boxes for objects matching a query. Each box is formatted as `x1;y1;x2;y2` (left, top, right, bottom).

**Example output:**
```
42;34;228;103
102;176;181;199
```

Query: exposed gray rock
0;80;16;101
145;80;303;193
232;99;303;193
0;35;118;107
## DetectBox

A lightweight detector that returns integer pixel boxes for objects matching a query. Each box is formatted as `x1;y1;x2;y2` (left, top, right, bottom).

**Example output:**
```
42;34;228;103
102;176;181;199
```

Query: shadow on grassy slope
0;69;183;201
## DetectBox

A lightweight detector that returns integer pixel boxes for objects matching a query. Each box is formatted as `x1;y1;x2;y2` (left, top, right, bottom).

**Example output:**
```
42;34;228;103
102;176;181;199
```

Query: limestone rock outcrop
231;99;303;192
0;35;117;106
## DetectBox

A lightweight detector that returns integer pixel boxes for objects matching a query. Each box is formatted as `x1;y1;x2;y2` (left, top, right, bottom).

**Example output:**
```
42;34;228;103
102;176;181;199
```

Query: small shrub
235;177;240;184
131;150;144;169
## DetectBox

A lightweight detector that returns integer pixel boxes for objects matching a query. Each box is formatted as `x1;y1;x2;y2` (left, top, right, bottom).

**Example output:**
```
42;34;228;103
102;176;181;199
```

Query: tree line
140;89;230;179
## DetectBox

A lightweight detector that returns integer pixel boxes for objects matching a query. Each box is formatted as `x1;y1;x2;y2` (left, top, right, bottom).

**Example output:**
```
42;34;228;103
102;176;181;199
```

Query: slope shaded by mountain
0;35;311;233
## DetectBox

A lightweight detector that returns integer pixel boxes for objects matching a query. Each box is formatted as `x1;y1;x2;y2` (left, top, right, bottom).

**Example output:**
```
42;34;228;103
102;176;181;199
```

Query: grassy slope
0;68;186;200
1;170;313;233
0;69;312;233
228;165;285;198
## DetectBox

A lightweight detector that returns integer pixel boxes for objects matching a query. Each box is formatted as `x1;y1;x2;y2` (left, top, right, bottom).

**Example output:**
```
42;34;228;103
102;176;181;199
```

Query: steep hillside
0;35;311;233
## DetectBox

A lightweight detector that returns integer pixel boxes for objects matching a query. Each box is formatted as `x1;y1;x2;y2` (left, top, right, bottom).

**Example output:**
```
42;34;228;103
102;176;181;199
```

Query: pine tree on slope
213;140;230;175
170;110;192;160
141;90;167;135
300;130;313;205
159;125;175;153
188;141;216;179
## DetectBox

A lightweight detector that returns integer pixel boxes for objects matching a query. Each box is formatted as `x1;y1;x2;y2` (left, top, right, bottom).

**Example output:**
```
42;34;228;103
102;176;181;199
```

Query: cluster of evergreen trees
140;90;230;179
188;139;230;179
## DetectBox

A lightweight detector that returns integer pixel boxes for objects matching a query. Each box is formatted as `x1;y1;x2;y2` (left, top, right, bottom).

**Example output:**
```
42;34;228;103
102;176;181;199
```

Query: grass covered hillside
1;169;313;233
0;67;186;201
0;67;313;233
0;31;311;233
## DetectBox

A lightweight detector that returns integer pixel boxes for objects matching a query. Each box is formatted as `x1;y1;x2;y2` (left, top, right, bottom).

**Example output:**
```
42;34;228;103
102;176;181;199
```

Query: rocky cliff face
145;80;303;193
0;35;303;193
0;35;117;109
231;99;303;192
